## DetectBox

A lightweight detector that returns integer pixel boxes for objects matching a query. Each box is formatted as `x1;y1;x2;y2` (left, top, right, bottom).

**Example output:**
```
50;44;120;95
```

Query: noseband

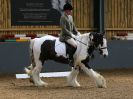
99;47;107;50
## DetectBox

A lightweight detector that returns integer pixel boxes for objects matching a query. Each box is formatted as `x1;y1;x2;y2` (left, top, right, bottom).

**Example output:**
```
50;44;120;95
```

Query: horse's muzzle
103;54;108;58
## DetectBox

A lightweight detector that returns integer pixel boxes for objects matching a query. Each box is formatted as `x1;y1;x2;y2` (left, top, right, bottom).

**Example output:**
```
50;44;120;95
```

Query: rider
59;3;80;63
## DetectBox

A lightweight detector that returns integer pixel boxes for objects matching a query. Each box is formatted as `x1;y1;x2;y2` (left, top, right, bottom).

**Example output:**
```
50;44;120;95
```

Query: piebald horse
25;32;108;88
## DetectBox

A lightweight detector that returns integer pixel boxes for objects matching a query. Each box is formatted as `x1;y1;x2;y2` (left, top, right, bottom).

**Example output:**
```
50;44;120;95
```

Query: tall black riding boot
69;47;77;67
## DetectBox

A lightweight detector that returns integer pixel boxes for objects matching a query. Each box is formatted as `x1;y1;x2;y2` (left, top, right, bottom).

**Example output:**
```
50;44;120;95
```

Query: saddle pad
55;38;67;58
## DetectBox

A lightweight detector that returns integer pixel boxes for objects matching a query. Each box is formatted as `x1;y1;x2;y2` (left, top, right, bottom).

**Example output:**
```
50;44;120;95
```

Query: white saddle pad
55;38;67;58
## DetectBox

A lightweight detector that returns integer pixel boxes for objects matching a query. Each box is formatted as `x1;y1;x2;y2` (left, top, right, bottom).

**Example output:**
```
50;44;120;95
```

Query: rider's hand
72;34;76;39
77;32;81;36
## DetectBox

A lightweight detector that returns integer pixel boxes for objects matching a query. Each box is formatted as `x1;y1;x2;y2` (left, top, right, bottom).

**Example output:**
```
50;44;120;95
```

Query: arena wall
0;40;133;74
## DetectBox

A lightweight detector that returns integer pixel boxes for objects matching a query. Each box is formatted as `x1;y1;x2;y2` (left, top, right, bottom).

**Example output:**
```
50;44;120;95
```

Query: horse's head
89;32;108;58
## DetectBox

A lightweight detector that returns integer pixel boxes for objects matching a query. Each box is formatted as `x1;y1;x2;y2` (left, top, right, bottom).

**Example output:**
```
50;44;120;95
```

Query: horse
24;32;108;88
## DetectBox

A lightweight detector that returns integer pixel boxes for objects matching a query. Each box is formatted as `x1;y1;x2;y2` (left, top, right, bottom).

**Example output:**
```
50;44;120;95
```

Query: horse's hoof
97;83;107;88
97;81;107;88
96;75;107;88
35;83;48;87
67;81;80;87
34;80;48;87
68;84;80;87
24;67;32;76
73;84;81;87
29;78;34;84
40;81;48;87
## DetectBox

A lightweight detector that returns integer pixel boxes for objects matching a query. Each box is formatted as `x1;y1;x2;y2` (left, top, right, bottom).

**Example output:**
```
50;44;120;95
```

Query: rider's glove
72;34;76;39
77;32;81;36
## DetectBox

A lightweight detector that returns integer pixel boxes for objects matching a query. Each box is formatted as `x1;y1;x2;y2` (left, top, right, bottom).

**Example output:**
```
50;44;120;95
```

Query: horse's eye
100;42;103;46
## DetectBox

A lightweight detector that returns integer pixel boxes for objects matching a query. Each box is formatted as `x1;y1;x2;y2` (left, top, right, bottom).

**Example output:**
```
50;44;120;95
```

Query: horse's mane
80;32;90;37
77;32;90;46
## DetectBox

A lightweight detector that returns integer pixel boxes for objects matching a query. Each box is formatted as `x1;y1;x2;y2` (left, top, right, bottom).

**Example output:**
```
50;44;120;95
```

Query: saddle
55;38;76;61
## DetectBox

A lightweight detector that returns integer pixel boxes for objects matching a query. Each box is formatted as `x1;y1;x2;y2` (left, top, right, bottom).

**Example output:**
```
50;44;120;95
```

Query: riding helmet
63;3;73;11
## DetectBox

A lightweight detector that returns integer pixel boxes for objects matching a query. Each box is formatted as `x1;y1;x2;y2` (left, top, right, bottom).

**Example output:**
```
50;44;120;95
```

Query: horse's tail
24;39;35;76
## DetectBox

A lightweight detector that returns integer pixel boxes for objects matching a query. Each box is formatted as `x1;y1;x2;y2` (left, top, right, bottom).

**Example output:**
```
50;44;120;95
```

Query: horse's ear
101;32;106;37
100;33;106;39
97;32;103;36
98;33;104;41
89;33;94;40
103;34;105;38
97;33;104;39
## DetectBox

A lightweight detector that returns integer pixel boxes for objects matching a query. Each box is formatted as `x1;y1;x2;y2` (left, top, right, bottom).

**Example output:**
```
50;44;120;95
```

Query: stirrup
69;59;74;67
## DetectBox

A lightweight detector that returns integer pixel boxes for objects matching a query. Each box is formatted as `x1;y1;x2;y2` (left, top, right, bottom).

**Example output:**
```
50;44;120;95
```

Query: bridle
92;42;107;51
73;34;107;57
73;34;107;50
99;47;107;50
74;38;88;46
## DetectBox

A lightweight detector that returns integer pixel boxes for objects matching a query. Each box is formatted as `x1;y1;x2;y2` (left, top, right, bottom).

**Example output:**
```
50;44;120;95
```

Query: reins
56;35;106;50
73;37;88;46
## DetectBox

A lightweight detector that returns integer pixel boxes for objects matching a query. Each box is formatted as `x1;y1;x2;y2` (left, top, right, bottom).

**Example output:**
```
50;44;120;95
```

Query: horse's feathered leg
32;60;48;86
25;39;48;86
24;39;36;83
24;64;34;83
67;67;80;87
80;63;106;88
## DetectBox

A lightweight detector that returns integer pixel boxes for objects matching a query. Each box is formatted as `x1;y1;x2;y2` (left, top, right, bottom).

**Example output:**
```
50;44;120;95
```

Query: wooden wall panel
1;0;133;39
0;0;94;36
105;0;133;38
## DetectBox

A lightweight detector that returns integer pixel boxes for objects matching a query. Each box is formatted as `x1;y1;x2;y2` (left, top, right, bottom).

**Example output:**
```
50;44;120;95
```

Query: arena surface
0;69;133;99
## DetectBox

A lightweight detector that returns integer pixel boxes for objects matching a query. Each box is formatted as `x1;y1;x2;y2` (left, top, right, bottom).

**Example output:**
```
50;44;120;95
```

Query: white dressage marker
16;71;71;79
